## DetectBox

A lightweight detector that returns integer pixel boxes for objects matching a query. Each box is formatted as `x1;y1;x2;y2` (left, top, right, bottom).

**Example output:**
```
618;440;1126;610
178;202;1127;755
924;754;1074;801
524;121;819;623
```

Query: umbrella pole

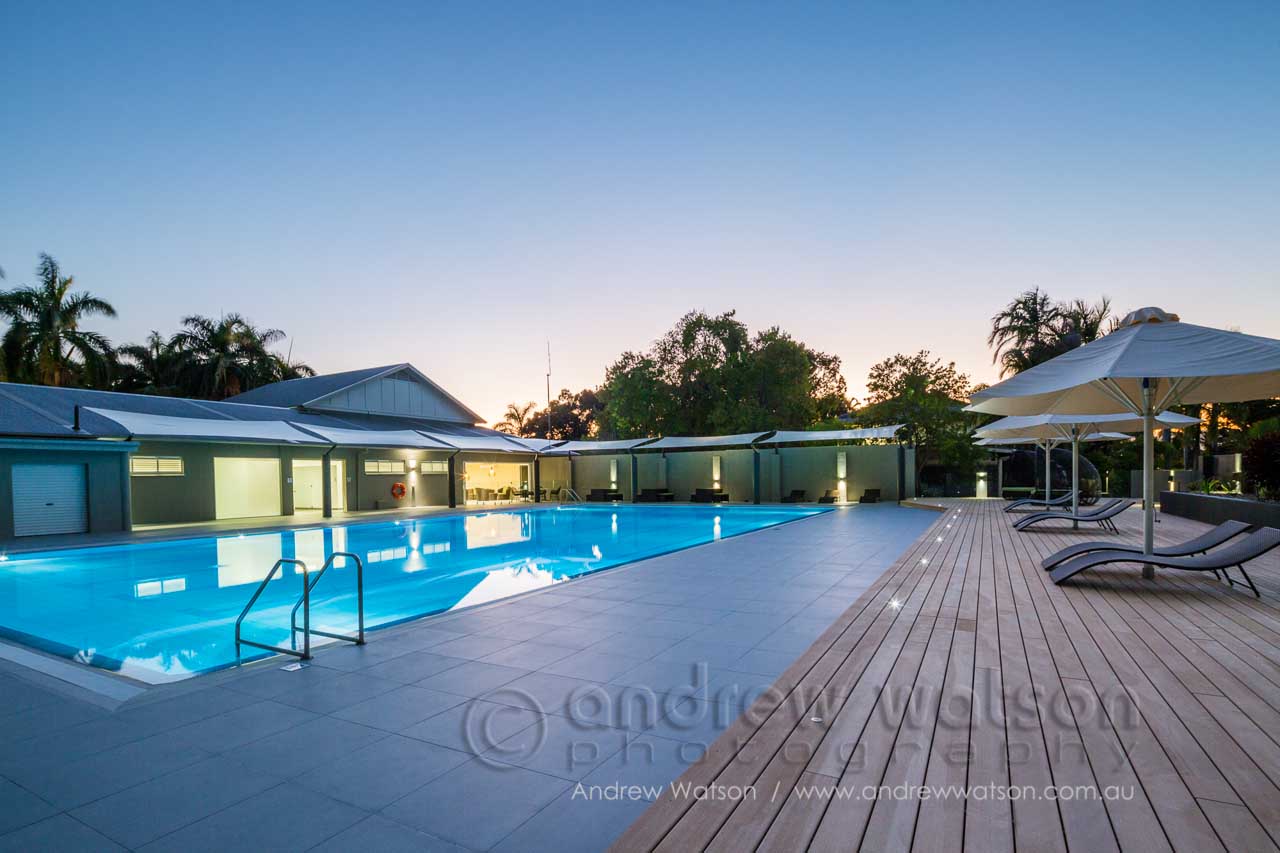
1043;440;1052;505
1071;427;1080;530
1142;379;1156;575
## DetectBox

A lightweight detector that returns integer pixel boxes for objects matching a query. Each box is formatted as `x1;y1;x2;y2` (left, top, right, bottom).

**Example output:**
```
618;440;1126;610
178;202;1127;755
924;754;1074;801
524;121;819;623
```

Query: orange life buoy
390;481;407;500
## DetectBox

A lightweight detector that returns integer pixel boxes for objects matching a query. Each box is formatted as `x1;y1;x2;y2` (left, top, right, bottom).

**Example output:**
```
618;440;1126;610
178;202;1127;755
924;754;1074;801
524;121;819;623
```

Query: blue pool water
0;504;827;682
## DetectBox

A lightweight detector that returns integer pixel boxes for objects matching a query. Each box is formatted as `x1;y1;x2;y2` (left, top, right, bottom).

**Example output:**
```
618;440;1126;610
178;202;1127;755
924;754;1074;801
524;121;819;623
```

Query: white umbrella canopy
969;307;1280;567
974;433;1133;446
973;410;1199;441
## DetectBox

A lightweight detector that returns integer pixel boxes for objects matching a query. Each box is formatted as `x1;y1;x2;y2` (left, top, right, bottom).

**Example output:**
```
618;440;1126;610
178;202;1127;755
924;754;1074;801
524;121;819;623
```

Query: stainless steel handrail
289;551;365;651
235;558;310;661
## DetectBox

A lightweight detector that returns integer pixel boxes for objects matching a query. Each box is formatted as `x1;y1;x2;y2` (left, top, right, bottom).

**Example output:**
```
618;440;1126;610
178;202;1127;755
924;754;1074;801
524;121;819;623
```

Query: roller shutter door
11;464;89;537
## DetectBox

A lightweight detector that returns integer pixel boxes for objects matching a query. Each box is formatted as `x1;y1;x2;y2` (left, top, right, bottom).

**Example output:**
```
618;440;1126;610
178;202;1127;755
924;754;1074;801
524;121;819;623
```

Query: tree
496;401;538;436
857;350;984;480
988;288;1112;377
519;388;604;440
116;331;181;395
596;310;850;437
169;314;288;399
0;254;117;387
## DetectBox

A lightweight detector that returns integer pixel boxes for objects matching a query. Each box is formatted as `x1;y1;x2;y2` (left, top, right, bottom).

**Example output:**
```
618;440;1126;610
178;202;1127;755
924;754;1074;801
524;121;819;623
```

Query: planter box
1160;491;1280;528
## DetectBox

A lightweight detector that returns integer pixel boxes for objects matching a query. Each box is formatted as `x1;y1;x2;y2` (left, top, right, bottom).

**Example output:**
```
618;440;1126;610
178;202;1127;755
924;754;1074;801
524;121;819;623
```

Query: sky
2;1;1278;425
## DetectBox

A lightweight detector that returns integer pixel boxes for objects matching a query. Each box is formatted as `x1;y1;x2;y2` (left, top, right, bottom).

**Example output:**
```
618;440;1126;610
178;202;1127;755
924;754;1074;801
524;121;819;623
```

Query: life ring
390;482;407;500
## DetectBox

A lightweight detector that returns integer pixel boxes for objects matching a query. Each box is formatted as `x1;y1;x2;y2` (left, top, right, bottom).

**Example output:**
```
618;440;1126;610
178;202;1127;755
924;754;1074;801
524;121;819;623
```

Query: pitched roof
226;363;484;424
223;365;404;407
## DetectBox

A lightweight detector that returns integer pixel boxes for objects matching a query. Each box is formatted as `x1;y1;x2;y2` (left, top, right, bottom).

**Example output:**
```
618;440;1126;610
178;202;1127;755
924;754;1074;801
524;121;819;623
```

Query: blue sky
2;1;1278;423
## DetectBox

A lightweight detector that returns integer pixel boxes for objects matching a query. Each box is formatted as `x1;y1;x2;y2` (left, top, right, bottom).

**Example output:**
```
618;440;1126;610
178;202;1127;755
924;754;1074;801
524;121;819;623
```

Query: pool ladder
234;551;366;662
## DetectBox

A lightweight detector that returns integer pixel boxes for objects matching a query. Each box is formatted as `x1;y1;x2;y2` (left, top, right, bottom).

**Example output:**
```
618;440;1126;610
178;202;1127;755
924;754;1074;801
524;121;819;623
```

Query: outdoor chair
1048;526;1280;596
587;488;623;502
1013;498;1132;532
1004;491;1074;513
779;489;807;503
859;489;880;504
635;487;674;502
1040;520;1252;571
816;489;839;504
691;488;729;503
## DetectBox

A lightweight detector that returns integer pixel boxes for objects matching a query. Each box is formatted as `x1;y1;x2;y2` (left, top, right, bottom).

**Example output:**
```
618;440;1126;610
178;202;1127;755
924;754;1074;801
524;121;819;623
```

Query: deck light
889;598;902;610
920;557;929;565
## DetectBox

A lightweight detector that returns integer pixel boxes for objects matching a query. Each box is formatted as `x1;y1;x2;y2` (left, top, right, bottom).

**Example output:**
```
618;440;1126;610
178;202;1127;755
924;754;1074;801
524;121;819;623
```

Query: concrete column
533;456;542;503
322;449;333;519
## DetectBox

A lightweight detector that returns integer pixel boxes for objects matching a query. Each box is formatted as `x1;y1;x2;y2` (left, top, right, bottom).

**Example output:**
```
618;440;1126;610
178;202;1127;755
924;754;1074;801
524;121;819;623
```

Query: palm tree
1053;297;1112;351
496;401;537;435
170;314;284;399
988;288;1059;377
0;254;117;387
116;331;181;395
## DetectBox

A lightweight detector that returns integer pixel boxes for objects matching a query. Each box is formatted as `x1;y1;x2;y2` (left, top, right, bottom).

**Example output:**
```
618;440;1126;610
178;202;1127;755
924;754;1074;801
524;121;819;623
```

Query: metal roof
756;425;904;444
643;433;772;451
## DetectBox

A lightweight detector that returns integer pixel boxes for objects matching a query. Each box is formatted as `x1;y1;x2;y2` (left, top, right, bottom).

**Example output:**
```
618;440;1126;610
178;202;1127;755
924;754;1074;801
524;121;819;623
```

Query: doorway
292;458;346;512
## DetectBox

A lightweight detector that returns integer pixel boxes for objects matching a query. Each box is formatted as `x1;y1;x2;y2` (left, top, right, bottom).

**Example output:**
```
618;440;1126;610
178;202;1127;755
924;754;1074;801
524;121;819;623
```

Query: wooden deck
611;498;1280;852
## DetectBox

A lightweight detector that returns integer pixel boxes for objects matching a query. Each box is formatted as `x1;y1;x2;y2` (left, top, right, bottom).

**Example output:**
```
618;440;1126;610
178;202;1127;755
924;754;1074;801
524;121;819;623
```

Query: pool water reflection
0;504;826;682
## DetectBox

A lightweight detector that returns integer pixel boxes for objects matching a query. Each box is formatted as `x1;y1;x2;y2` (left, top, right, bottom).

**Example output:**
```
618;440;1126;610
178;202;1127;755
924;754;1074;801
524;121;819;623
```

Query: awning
289;424;456;450
756;425;904;445
551;438;657;454
416;431;535;453
509;438;570;453
644;432;773;451
974;411;1197;441
975;433;1133;447
84;408;329;445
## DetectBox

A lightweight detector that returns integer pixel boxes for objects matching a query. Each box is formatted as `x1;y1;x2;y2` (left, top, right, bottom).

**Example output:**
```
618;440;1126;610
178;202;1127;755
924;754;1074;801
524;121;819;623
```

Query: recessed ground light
936;536;943;542
810;717;824;723
280;662;309;672
920;558;929;565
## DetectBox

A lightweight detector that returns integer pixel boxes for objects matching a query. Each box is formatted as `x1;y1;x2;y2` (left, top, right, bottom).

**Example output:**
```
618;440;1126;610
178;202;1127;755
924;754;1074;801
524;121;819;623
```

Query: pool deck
612;498;1280;852
0;503;934;852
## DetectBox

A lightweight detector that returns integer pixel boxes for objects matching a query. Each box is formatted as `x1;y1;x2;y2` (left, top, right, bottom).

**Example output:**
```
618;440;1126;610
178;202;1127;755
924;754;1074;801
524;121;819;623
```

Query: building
0;364;563;539
0;363;912;542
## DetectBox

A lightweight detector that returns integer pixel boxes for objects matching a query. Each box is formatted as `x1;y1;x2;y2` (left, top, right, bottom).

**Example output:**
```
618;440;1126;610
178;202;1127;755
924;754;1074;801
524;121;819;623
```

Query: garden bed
1160;491;1280;527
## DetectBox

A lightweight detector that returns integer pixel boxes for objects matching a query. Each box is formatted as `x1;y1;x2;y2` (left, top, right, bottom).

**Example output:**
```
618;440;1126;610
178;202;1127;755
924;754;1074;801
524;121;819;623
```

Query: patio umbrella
974;433;1134;522
968;307;1280;573
975;410;1199;524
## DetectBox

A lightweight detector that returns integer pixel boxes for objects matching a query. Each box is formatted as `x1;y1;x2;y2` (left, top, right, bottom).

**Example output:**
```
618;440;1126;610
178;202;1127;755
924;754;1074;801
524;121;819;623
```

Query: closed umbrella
969;307;1280;574
975;410;1199;524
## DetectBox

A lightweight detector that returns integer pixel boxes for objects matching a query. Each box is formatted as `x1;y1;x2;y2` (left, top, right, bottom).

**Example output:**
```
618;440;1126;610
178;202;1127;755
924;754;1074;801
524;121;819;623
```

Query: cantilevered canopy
552;438;657;454
416;430;534;453
757;425;904;445
644;433;772;450
974;411;1198;441
289;424;456;450
85;408;329;445
511;438;570;453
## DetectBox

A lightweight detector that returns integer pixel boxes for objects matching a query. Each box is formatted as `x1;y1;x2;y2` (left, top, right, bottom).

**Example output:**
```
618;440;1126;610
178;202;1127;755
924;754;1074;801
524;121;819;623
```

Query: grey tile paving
273;672;403;714
358;651;469;684
0;778;56;835
479;640;580;669
483;714;629;781
167;699;319;754
69;755;281;848
309;815;469;853
491;784;651;853
137;783;366;853
233;716;387;777
401;700;544;755
0;814;125;852
331;685;466;732
382;757;571;850
415;660;530;698
296;735;470;811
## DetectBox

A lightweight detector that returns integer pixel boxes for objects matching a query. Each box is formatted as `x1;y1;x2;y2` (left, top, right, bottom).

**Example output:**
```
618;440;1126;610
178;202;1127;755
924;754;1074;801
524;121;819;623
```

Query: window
364;459;407;475
131;456;185;477
420;460;448;474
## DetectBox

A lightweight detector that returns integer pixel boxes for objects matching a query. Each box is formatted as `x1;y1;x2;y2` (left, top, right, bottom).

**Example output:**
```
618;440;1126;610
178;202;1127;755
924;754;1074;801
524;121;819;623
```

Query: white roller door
214;457;282;520
11;464;89;537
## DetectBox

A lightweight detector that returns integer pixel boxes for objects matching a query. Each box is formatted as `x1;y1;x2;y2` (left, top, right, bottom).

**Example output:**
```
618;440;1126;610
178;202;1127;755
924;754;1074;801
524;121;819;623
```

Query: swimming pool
0;504;827;682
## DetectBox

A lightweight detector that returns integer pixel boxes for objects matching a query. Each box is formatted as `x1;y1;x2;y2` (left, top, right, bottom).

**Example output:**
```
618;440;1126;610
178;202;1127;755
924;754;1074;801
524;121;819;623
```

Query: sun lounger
690;488;729;503
1004;491;1074;513
816;489;839;504
779;489;807;503
859;489;881;504
1049;526;1280;596
1013;498;1131;532
1040;519;1252;571
586;488;624;502
635;487;674;503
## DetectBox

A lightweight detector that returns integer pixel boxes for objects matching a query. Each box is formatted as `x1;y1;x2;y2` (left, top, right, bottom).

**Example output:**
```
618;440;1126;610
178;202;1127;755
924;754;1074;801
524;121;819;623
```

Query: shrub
1242;432;1280;499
